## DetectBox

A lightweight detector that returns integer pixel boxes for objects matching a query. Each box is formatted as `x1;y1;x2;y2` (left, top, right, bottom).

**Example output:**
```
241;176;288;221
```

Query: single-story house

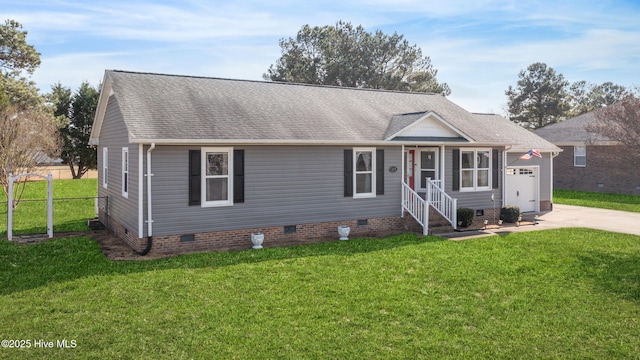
534;111;640;195
90;70;560;254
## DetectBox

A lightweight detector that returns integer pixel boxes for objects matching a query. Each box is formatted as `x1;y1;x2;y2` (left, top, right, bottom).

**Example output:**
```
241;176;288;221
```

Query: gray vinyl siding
97;96;139;236
444;146;504;210
506;152;553;202
149;145;402;236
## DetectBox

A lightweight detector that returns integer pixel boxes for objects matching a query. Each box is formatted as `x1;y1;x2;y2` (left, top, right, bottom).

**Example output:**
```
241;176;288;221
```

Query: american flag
519;149;542;160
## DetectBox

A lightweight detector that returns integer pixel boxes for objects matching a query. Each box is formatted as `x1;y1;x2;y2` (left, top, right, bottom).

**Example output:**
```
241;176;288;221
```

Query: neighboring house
535;111;640;195
90;70;559;254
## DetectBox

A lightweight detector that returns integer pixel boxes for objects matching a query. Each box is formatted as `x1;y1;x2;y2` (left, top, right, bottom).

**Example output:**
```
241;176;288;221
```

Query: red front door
405;150;415;190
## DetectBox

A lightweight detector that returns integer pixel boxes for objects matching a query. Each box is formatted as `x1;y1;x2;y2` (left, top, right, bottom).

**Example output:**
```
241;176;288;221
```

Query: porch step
428;224;455;234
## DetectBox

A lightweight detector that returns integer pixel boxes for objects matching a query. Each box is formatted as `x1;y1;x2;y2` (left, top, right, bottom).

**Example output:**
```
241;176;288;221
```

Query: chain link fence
2;196;108;238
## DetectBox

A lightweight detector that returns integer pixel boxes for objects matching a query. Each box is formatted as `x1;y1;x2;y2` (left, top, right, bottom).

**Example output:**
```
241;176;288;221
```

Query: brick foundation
99;210;425;256
99;202;554;255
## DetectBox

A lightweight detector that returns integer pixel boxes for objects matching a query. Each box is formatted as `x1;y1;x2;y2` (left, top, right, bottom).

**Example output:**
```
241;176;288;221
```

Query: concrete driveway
530;204;640;236
444;204;640;239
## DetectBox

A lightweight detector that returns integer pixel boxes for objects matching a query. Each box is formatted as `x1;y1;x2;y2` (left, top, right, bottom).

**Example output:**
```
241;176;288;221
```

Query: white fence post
6;172;53;240
7;173;13;241
47;173;53;238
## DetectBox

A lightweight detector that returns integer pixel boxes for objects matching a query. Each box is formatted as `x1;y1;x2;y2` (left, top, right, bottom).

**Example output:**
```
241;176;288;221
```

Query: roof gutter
130;138;516;147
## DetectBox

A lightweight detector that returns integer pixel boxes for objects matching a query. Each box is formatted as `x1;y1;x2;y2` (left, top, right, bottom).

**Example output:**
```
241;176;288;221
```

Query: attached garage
505;166;539;213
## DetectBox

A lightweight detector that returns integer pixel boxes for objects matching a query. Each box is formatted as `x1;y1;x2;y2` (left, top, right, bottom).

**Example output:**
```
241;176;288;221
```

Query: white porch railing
402;181;429;235
426;178;457;230
402;179;457;236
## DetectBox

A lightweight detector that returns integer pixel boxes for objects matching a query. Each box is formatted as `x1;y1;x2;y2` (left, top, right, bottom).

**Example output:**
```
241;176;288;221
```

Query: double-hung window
201;147;233;207
354;148;376;198
574;146;586;167
460;149;491;191
121;147;129;198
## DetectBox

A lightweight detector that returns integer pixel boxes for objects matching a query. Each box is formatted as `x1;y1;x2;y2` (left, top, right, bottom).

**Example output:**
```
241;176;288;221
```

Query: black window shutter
344;149;353;197
188;150;201;206
376;149;384;195
452;149;460;191
233;149;245;203
492;149;499;189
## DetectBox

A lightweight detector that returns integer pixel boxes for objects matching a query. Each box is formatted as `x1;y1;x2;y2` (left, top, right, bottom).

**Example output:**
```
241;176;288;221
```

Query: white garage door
505;167;538;212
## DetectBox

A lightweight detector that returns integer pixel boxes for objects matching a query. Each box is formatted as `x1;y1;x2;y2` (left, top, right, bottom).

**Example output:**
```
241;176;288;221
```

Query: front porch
401;178;458;235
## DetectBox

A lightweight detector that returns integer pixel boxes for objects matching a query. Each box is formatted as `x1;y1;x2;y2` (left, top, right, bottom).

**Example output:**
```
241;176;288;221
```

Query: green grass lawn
554;189;640;213
1;229;639;359
0;179;98;236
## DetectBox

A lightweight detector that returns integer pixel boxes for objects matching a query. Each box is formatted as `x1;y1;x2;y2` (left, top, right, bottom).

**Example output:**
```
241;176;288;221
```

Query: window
574;146;586;167
201;147;233;207
354;148;376;198
102;147;108;188
121;147;128;198
460;149;491;191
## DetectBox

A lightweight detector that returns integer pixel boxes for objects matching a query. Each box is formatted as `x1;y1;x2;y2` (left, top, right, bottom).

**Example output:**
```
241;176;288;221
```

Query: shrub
500;206;521;223
457;208;475;228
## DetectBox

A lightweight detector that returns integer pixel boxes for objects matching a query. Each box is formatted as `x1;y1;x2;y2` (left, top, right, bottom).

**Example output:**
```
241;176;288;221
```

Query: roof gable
384;111;470;141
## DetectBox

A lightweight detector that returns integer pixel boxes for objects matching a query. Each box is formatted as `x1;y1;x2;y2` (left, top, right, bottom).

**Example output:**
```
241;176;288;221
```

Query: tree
264;21;450;95
0;19;40;77
0;20;59;206
50;82;100;179
1;19;42;109
585;95;640;161
0;103;60;206
568;81;629;116
505;62;569;129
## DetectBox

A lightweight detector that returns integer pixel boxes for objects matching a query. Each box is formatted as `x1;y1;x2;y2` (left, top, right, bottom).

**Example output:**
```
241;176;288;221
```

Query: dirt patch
88;229;160;261
10;229;171;261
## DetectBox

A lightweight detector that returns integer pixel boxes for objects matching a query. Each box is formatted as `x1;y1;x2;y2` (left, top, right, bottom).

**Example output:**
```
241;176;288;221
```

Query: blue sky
4;0;640;113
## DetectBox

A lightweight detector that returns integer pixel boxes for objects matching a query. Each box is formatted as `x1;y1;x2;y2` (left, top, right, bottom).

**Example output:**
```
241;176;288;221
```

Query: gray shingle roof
93;70;558;151
534;111;612;144
472;113;560;151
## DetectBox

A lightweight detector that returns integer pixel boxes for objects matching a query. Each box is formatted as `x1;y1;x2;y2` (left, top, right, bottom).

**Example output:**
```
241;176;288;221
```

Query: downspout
137;143;155;256
138;144;144;244
550;151;560;211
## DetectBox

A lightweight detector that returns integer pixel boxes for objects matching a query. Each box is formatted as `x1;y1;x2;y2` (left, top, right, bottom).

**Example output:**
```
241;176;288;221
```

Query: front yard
554;189;640;213
1;229;639;359
1;180;639;358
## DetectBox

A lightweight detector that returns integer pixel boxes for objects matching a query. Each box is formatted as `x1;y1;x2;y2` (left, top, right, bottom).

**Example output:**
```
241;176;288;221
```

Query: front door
404;149;415;189
418;149;439;191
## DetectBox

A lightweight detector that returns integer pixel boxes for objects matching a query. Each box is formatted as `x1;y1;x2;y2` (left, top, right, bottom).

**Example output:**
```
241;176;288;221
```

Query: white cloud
6;0;639;113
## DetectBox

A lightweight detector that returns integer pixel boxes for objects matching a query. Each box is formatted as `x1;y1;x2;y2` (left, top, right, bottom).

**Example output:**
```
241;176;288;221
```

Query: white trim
440;145;445;191
102;147;108;188
201;147;234;207
122;147;129;198
353;147;376;199
89;73;112;145
459;148;492;192
384;111;473;141
129;138;509;147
